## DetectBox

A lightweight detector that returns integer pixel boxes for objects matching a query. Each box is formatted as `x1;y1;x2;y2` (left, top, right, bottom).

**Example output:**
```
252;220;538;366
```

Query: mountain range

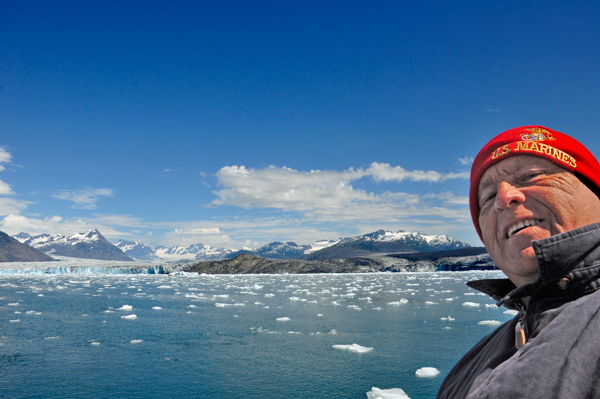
14;230;133;261
9;228;471;263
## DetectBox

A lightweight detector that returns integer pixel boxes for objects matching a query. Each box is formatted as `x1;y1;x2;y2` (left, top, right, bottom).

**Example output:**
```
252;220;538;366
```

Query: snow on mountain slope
15;230;133;261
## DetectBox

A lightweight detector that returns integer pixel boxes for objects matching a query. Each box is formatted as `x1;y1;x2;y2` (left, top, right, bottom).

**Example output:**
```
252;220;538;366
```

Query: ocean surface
0;270;515;399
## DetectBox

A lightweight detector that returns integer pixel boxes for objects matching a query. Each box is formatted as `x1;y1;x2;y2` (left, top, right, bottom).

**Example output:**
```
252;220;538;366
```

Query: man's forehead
477;156;565;193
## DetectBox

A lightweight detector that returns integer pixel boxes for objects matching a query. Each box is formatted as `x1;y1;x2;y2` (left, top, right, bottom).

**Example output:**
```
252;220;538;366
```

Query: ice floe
415;367;440;377
117;305;133;311
462;302;480;307
332;343;373;353
276;317;290;321
121;314;137;320
130;339;143;344
478;320;501;326
366;387;410;399
388;299;409;305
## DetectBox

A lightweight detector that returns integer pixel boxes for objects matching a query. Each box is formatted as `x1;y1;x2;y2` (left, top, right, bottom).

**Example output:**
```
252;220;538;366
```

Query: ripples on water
0;270;513;399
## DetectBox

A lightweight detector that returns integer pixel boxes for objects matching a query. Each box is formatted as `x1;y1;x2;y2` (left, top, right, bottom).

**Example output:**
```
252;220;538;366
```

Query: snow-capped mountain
300;229;470;260
13;228;470;263
115;240;234;262
227;241;313;260
15;230;133;261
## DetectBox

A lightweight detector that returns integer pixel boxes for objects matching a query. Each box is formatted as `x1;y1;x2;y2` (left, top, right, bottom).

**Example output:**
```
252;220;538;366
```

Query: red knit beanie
470;125;600;242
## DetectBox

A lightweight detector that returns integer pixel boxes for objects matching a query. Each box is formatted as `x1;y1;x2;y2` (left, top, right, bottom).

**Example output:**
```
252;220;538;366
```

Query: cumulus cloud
212;163;469;214
0;198;31;216
52;188;115;209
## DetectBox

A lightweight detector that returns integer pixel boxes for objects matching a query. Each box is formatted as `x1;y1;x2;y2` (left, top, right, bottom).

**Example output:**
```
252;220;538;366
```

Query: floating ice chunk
121;314;137;320
255;302;264;305
289;297;301;301
9;319;20;323
485;304;497;308
152;307;162;310
130;340;143;344
91;342;100;346
348;305;362;311
44;336;59;340
252;285;263;290
38;294;44;297
332;343;374;354
187;305;196;308
463;302;480;307
264;293;275;297
215;303;232;307
478;320;501;326
440;316;455;321
329;329;338;335
504;309;519;316
366;387;411;399
388;299;409;306
276;317;291;321
157;286;172;289
372;307;382;310
317;314;323;317
8;303;19;306
415;367;440;378
117;305;133;311
425;301;438;305
445;298;454;301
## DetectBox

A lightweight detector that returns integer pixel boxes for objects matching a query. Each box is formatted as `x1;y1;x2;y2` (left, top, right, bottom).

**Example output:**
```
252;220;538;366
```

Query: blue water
0;271;513;398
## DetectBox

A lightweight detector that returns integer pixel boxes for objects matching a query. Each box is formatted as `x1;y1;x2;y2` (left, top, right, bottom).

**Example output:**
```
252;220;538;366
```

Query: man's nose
494;181;526;211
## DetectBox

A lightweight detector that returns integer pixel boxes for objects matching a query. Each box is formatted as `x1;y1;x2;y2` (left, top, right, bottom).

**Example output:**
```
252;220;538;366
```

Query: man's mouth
507;219;542;238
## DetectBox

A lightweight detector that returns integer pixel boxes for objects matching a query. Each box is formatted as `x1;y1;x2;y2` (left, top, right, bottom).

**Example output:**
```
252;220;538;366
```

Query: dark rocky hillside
0;231;55;262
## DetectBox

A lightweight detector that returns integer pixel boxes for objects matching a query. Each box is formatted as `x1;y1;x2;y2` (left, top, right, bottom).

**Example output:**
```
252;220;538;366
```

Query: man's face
478;155;600;287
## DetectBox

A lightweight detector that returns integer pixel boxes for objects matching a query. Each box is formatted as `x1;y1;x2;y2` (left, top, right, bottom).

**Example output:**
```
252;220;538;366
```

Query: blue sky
1;0;599;249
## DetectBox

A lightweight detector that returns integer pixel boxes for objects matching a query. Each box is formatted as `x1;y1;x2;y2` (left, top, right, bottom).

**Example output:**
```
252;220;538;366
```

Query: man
437;126;600;398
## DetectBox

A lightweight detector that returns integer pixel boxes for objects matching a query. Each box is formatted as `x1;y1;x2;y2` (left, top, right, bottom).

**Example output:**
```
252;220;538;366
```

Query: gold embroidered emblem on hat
521;127;557;142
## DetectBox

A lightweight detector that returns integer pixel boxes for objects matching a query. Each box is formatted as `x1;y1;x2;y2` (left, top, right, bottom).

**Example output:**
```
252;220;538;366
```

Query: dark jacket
437;223;600;399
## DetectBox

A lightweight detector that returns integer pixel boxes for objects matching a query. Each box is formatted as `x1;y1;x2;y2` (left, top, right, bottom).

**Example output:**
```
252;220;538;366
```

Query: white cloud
0;180;14;195
0;147;11;172
0;147;14;195
52;188;115;209
0;214;134;238
458;156;474;165
211;164;469;217
0;198;31;216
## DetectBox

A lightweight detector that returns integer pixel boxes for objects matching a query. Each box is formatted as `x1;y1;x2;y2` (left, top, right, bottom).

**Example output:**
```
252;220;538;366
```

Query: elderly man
437;126;600;398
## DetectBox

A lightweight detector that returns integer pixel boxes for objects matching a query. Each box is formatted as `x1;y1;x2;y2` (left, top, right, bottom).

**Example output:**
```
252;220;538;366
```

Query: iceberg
121;314;137;320
366;387;411;399
415;367;440;377
332;343;373;353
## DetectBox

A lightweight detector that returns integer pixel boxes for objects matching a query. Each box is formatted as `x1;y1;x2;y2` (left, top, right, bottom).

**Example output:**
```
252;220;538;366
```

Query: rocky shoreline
183;251;497;274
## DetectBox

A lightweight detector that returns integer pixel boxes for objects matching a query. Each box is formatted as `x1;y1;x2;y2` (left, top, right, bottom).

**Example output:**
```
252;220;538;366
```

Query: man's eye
523;171;543;181
480;193;496;207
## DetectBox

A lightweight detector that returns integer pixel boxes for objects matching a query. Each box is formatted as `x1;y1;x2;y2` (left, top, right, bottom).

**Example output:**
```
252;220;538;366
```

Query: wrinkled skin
478;156;600;287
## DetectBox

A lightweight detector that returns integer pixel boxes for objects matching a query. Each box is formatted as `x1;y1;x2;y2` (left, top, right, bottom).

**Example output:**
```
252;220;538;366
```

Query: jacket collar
467;222;600;308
